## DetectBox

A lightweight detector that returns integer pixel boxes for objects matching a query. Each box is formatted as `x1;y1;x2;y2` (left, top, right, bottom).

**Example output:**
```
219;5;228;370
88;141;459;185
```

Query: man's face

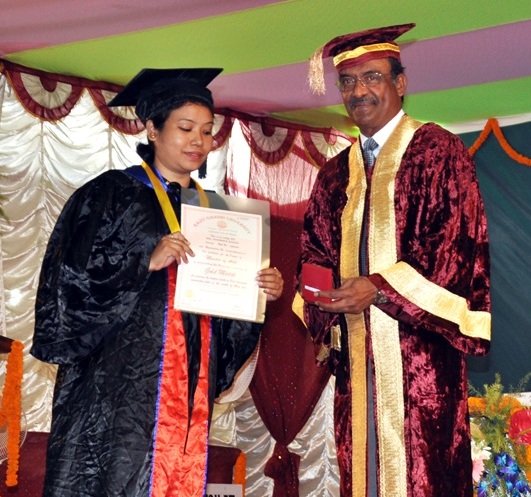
338;58;407;137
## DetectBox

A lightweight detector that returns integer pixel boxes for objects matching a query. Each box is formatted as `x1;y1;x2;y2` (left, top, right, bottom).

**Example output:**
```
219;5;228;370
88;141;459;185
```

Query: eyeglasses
336;72;391;92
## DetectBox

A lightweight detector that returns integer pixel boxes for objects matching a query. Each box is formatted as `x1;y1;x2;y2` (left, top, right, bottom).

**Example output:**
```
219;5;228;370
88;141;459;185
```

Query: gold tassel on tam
308;45;326;95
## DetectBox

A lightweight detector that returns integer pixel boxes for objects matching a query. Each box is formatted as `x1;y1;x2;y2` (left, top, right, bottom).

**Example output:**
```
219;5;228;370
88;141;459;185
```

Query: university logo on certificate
175;191;270;323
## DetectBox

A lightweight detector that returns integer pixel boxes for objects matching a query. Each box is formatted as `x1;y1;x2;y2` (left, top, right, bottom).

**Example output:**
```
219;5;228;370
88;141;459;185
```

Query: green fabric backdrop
460;121;531;390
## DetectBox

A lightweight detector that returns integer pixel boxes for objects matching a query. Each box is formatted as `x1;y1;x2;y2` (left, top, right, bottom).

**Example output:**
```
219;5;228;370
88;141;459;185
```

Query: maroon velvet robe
294;116;491;497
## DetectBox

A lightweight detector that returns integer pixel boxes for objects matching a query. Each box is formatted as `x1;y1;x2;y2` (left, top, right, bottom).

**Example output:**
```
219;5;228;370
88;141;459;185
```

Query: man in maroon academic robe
293;23;490;497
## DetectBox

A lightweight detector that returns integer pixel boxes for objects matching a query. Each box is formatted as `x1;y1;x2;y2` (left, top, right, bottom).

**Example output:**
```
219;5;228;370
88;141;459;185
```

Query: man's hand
314;276;378;314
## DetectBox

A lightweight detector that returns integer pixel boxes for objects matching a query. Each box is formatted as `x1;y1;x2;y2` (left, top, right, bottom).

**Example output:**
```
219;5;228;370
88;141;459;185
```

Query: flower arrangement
469;373;531;497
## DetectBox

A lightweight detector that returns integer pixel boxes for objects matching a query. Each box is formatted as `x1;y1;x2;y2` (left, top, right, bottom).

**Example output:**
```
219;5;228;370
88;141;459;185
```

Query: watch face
374;291;389;305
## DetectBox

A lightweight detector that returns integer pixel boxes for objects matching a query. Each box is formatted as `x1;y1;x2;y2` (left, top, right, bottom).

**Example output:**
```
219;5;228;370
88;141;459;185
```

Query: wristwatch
373;289;389;305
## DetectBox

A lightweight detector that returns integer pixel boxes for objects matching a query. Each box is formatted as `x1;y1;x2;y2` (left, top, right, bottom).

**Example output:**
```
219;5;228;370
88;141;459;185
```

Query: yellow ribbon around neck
141;162;209;233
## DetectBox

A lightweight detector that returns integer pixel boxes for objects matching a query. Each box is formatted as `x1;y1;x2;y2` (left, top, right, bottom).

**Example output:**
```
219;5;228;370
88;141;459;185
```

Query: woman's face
147;102;214;186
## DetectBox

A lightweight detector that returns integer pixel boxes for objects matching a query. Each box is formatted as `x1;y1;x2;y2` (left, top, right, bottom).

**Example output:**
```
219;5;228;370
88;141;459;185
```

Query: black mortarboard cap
108;68;223;123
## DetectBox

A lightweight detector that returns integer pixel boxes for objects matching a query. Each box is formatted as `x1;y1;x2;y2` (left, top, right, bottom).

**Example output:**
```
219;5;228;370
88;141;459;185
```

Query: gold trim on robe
341;115;423;497
342;142;369;497
379;261;491;340
292;291;305;325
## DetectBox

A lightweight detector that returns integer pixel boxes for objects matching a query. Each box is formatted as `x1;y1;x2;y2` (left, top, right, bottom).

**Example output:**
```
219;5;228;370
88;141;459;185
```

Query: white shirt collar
360;109;405;157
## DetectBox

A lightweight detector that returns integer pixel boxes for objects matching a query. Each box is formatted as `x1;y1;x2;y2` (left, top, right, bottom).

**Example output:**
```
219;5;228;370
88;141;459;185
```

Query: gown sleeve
31;171;160;364
368;125;490;355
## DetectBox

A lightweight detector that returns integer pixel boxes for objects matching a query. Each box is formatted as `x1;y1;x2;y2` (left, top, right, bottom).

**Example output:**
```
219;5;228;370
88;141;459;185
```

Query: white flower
471;439;493;482
471;438;492;461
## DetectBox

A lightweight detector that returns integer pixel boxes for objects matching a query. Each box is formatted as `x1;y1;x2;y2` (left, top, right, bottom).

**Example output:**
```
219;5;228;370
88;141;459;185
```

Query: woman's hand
257;267;284;301
149;232;195;271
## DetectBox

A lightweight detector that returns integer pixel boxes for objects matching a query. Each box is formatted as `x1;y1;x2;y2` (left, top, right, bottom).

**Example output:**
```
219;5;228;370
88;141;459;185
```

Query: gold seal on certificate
175;192;270;323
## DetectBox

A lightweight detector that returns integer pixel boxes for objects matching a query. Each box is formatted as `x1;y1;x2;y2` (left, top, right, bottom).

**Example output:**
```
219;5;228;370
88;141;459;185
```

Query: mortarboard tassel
308;45;326;95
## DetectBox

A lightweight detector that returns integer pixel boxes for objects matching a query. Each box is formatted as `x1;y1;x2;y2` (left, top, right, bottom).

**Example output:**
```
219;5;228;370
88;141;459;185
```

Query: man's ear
395;72;407;98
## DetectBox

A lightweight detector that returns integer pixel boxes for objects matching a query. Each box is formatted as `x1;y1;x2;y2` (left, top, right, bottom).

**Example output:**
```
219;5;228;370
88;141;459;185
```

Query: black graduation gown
31;168;261;496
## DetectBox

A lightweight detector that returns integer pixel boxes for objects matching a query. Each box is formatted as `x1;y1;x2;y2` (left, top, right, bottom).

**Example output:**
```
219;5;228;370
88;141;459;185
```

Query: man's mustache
349;97;378;109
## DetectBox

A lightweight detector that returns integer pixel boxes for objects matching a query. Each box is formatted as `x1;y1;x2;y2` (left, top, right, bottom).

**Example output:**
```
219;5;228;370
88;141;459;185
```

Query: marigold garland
526;445;531;482
233;451;247;496
469;396;487;416
0;340;24;489
469;118;531;166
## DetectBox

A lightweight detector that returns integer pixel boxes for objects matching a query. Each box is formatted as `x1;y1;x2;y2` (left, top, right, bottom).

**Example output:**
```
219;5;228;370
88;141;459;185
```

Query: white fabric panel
0;69;6;342
225;121;252;198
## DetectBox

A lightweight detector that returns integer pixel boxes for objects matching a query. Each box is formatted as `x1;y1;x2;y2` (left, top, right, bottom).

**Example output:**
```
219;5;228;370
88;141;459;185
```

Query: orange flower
468;396;486;415
525;446;531;482
525;445;531;464
498;395;523;414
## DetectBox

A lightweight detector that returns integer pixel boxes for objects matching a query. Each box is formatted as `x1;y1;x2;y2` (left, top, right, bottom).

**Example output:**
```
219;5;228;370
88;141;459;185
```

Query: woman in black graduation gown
31;68;283;497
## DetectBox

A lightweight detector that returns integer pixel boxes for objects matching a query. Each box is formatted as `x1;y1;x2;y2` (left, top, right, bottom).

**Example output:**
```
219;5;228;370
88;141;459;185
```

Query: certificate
174;193;270;323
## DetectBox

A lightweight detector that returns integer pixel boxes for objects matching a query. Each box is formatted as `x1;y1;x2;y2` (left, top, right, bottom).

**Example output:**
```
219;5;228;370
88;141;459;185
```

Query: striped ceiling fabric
1;0;530;133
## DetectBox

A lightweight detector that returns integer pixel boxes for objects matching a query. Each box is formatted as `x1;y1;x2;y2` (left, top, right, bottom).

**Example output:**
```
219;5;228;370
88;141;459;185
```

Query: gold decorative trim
333;43;400;67
291;291;306;327
369;115;422;497
331;325;341;351
380;261;491;340
342;144;366;282
340;115;423;495
346;313;368;497
316;345;330;362
341;143;368;497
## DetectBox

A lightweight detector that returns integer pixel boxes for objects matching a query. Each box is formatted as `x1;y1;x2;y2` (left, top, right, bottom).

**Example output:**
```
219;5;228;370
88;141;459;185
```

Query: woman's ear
146;120;157;141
